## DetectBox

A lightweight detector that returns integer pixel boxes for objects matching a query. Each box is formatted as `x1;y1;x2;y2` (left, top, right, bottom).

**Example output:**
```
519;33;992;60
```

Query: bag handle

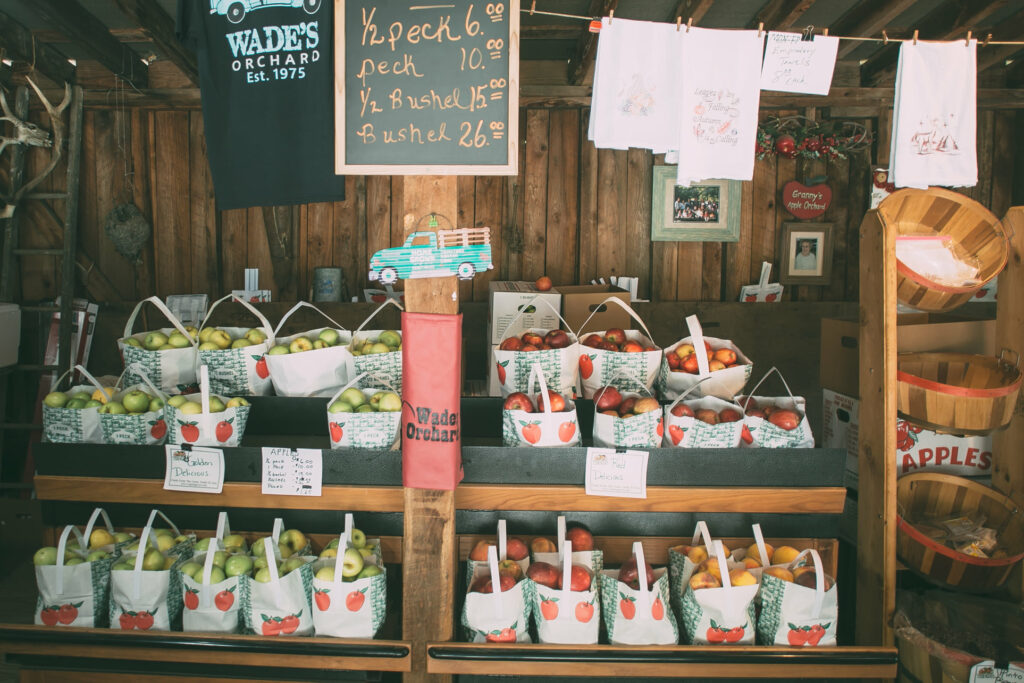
497;519;507;560
260;537;287;609
593;367;654;400
690;521;714;550
526;363;554;414
560;539;573;600
332;513;354;587
131;523;157;600
327;371;399;406
665;377;712;414
790;548;827;617
578;297;658;346
82;508;115;548
684;315;713;378
215;511;230;543
633;541;650;614
353;298;404;338
123;362;168;402
751;523;770;569
556;516;567;556
758;261;772;289
272;517;284;546
201;294;276;345
146;508;181;539
486;545;504;618
714;540;731;589
198;365;212;413
200;537;222;609
123;296;194;343
740;366;797;413
54;525;85;595
500;295;577;340
73;364;108;397
273;301;349;339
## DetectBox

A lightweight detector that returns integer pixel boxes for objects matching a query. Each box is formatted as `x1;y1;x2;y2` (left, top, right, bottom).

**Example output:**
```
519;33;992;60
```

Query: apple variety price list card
585;448;648;498
164;445;225;494
335;0;519;175
970;661;1024;682
261;447;323;497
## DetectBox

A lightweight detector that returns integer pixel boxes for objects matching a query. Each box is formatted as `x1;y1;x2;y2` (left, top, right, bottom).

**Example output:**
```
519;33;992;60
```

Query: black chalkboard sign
334;0;519;175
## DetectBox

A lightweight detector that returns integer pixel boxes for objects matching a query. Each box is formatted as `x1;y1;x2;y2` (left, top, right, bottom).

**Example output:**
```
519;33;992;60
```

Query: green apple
254;566;276;583
124;337;143;348
339;387;367;409
113;532;133;544
312;339;328;350
226;397;250;409
173;534;190;545
376;392;402;412
90;528;115;548
280;529;307;555
65;398;88;410
122;390;151;414
70;391;91;402
153;535;174;552
222;534;247;552
84;399;103;409
319;548;337;559
230;338;251;349
167;395;188;408
356;404;373;413
167;332;191;348
341;548;363;578
43;392;68;408
198;327;216;344
65;557;85;566
369;342;390;354
86;550;109;562
224;554;253;577
378;330;401;348
357;564;383;579
179;561;203;579
325;539;340;550
143;331;169;350
141;548;165;571
245;328;267;344
178;401;202;415
289;337;313;353
327;400;353;413
280;557;305;575
209;329;232;349
210;550;228;568
33;547;58;566
349;529;367;549
157;344;175;350
267;345;290;355
99;401;127;415
198;341;220;351
203;566;226;584
207;396;226;413
253;555;270;570
112;561;134;571
148;397;164;412
358;547;375;559
184;326;199;339
318;329;341;346
194;537;212;552
315;566;335;581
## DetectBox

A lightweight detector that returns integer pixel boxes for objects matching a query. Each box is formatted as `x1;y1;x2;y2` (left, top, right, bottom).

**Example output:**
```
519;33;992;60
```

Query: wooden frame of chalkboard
334;0;520;176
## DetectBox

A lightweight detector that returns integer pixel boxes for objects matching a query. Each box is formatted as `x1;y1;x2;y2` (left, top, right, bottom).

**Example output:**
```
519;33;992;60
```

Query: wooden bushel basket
897;350;1022;434
897;473;1024;593
879;187;1008;312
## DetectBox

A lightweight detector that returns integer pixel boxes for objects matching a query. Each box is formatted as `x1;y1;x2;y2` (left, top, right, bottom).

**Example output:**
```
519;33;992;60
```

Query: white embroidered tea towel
890;40;977;189
676;28;765;185
589;18;680;152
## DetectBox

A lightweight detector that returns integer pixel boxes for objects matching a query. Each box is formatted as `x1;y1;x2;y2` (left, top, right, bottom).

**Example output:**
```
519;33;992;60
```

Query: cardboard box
487;282;561;345
823;389;992;483
558;284;631;334
0;303;20;368
820;315;996;397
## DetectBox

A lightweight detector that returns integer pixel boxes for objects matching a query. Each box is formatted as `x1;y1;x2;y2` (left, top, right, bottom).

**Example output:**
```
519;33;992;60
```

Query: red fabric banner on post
401;312;464;490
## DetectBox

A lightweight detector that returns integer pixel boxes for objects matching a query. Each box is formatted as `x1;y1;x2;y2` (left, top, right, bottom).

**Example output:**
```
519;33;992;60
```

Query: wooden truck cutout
368;227;493;284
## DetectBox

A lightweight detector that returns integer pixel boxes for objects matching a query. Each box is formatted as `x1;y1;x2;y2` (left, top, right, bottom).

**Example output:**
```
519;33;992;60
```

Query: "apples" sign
782;181;831;220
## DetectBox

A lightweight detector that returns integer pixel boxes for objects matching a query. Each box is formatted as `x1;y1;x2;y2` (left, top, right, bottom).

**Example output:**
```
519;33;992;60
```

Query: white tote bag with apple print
757;548;838;647
118;296;199;393
493;297;580;398
109;523;188;632
592;384;663;449
502;364;581;447
462;546;534;643
680;541;758;645
165;366;250;447
598;543;677;645
312;519;387;638
348;299;404;392
266;301;354;397
656;314;753;400
531;517;605;576
465;520;531;590
663;386;745;448
182;514;241;633
326;372;402;451
532;540;600;644
87;364;169;446
239;537;315;637
739;367;814;448
41;366;103;444
667;522;745;621
35;525;117;628
577;297;662;399
196;294;275;396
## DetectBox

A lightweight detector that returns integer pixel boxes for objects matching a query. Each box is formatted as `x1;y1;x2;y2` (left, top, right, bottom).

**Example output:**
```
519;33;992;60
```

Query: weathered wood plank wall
13;105;1015;305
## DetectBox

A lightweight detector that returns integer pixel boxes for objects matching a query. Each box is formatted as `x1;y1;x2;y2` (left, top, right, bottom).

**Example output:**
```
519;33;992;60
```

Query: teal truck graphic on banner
211;0;321;24
369;228;493;284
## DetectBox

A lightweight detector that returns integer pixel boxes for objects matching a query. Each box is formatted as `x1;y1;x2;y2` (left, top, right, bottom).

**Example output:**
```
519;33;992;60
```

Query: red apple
594;386;623;412
667;354;681;370
671;403;695;418
468;540;491;561
621;341;644;353
768;409;801;430
505;537;529;561
713;348;737;366
599;341;619;352
556;564;593;591
521;332;543;346
708;359;726;372
535;276;553;291
617;397;637;417
718;408;743;423
618;556;655;590
544;329;571;349
536;390;566;413
605;328;626;345
499;337;523;351
582;334;603;348
565;525;594;551
520;344;538;352
526;561;559;588
530;537;557;553
695;409;719;425
498;558;524;580
473;573;517;593
682;355;700;374
503;392;534;412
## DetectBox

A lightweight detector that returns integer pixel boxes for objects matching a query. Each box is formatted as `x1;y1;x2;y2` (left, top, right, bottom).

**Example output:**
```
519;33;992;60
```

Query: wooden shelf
425;642;897;678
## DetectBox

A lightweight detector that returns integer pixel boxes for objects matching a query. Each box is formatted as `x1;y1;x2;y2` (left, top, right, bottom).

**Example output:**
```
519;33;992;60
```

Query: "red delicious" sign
782;180;831;219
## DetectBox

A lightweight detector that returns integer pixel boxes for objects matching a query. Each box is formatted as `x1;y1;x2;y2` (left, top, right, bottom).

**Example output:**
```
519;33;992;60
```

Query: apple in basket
565;525;594;551
594;386;622;412
535;390;567;412
557;565;593;591
768;409;802;431
503;393;534;412
531;537;557;554
670;341;741;374
506;537;529;561
617;556;655;590
526;561;559;589
470;573;517;594
670;403;695;418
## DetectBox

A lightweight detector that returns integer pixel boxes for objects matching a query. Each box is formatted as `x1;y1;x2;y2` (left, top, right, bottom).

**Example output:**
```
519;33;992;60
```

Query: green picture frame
650;166;741;242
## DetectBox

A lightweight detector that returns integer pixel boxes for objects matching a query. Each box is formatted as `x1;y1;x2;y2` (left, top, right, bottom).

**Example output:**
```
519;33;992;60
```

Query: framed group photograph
650;167;741;242
779;222;834;285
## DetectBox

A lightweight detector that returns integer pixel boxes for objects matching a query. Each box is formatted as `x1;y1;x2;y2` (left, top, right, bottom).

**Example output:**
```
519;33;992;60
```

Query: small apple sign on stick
782;179;831;220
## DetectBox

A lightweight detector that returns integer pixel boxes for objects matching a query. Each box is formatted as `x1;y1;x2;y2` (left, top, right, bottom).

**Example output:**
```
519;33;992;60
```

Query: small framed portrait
650;167;741;242
779;222;834;285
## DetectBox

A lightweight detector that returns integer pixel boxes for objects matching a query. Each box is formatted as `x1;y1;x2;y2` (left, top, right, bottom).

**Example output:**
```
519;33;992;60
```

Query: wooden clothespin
823;28;829;37
529;0;535;15
608;9;613;24
687;16;693;32
757;22;764;37
912;29;918;45
882;30;889;45
801;25;815;42
676;16;681;32
983;32;992;47
965;30;972;46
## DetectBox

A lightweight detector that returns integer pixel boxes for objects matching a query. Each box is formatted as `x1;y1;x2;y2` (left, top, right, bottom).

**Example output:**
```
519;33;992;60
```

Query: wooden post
993;207;1024;505
856;209;897;647
401;176;458;683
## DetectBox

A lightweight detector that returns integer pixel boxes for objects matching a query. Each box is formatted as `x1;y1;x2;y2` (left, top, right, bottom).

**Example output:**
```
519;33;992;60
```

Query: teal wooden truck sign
368;227;493;284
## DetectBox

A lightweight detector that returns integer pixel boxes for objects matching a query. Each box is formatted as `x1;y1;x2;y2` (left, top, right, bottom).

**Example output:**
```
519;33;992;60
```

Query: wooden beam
856;209;897;648
568;0;617;86
992;207;1024;505
114;0;198;85
0;10;76;86
668;0;716;25
832;0;918;59
28;0;149;88
979;8;1024;71
33;27;151;43
748;0;818;31
520;24;584;40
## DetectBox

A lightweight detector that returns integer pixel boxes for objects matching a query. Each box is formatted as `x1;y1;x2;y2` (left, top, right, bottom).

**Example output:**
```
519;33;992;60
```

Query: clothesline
521;6;1024;47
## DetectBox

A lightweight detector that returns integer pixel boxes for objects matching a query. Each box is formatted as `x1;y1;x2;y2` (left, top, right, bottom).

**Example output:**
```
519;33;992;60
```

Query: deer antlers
0;77;73;219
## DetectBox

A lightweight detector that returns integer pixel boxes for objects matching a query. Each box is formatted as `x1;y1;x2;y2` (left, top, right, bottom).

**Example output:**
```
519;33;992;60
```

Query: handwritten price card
261;447;323;497
164;445;224;494
760;32;839;96
585;448;648;498
970;661;1024;683
335;0;519;175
